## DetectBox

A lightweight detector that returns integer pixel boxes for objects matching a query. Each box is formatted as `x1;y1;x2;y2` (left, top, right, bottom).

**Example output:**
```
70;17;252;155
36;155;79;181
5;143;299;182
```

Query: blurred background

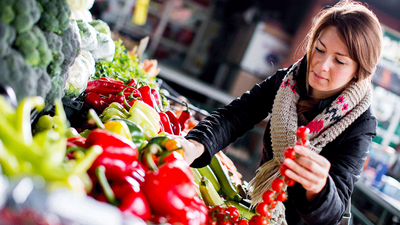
92;0;400;224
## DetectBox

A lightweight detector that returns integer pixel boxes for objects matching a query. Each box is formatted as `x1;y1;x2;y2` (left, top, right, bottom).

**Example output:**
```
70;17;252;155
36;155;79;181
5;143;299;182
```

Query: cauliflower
36;0;71;34
89;19;111;37
90;32;115;62
66;0;94;11
64;51;93;98
76;19;97;51
70;8;92;23
80;49;95;76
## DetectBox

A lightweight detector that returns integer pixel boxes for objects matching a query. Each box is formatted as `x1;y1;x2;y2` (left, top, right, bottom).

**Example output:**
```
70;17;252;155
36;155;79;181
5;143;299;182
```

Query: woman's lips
313;72;327;81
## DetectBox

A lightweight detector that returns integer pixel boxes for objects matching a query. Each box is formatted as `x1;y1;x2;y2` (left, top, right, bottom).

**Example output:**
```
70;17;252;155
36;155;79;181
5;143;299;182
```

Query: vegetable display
0;0;81;110
0;2;307;224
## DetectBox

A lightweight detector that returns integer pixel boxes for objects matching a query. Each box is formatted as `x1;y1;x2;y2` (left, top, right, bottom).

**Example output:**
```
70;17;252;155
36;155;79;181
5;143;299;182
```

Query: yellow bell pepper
104;120;132;141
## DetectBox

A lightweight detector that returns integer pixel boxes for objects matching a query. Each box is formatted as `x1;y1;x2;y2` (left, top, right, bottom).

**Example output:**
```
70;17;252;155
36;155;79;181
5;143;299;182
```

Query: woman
175;1;382;224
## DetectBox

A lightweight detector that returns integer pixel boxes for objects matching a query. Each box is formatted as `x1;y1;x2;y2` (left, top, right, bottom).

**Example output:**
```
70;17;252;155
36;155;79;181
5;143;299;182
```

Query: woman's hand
282;145;331;201
166;135;205;165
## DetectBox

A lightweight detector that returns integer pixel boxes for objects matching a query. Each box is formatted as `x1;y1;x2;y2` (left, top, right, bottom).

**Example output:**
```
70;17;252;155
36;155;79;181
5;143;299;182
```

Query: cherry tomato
296;138;310;147
269;200;277;209
207;221;217;225
276;191;287;202
262;190;275;204
256;202;269;216
271;178;284;192
284;147;296;160
218;220;233;225
280;164;289;176
249;215;269;225
284;177;296;186
226;205;239;222
296;126;310;139
237;219;249;225
265;209;272;219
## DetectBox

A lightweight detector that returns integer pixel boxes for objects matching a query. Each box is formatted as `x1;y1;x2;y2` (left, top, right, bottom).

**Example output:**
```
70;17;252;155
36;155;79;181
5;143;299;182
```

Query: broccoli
13;25;53;68
0;49;42;102
59;23;80;82
0;4;15;24
44;75;65;111
2;0;42;34
0;21;16;57
44;31;64;77
37;0;71;34
35;67;52;99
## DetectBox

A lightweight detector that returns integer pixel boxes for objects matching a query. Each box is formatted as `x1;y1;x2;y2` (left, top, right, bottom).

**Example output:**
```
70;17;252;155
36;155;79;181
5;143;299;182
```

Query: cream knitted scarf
248;60;372;224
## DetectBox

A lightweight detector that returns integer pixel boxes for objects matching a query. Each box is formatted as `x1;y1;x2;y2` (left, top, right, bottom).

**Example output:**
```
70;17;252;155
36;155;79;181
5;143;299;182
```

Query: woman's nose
318;56;331;72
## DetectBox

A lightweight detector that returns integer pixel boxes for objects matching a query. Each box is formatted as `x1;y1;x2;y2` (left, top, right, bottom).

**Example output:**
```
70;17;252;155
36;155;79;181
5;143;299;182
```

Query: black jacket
186;58;377;225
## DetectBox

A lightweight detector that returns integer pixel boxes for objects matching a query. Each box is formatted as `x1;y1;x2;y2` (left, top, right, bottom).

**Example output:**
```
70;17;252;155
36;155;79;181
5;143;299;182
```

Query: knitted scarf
248;60;372;224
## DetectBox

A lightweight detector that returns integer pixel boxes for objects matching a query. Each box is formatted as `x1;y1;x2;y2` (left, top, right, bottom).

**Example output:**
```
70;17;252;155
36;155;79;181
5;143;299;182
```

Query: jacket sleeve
186;69;288;168
293;108;377;225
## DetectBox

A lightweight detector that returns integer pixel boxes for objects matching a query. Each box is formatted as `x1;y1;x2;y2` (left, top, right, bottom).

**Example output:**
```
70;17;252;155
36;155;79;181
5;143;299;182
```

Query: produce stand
0;1;301;224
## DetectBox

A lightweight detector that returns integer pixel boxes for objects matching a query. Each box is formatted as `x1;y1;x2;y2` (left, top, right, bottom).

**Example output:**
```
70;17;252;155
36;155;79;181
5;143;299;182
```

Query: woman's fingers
283;145;331;195
294;146;331;170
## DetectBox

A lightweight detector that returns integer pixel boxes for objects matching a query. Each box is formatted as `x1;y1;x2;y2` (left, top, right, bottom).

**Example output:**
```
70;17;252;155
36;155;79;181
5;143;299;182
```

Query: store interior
88;0;400;224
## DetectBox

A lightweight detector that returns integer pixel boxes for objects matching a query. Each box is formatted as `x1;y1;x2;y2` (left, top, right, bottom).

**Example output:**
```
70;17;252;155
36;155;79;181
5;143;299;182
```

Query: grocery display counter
352;181;400;225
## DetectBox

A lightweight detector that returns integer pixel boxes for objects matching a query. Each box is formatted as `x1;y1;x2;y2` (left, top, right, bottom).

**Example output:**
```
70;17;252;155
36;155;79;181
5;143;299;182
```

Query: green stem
95;165;118;206
123;98;132;111
88;109;105;129
144;144;162;172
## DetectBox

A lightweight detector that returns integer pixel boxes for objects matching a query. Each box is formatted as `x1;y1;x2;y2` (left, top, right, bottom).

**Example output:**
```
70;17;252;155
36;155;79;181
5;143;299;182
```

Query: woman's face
308;26;358;99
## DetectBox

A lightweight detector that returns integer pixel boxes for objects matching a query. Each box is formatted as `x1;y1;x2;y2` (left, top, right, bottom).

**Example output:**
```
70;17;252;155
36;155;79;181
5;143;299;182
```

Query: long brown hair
298;0;383;125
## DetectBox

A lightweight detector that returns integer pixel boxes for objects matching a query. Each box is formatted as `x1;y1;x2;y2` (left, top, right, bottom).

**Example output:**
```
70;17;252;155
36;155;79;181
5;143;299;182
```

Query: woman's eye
336;59;345;65
315;47;324;53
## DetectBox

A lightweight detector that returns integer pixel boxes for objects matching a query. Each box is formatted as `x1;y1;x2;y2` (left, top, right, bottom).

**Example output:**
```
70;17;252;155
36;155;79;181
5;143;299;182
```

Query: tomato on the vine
226;205;239;222
277;191;287;202
217;220;233;225
284;147;296;160
262;190;275;204
280;164;289;176
249;215;269;225
256;202;269;216
284;177;296;186
269;200;277;209
296;126;310;139
237;219;249;225
271;178;284;192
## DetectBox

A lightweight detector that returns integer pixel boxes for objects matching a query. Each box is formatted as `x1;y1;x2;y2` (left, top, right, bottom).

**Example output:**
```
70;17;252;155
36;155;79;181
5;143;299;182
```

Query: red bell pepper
85;92;111;111
88;157;145;187
99;77;125;84
138;86;159;111
127;78;137;86
85;129;138;163
86;80;137;96
158;112;173;134
141;144;207;225
178;101;191;131
66;136;86;148
94;166;151;220
151;88;163;111
165;110;181;135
